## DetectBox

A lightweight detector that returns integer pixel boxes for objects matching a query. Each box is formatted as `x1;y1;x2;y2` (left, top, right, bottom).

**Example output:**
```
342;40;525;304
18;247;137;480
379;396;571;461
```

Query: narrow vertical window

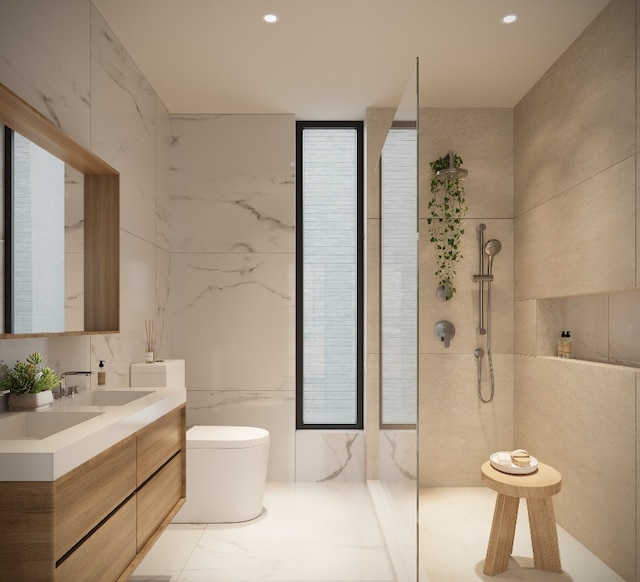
381;126;417;427
296;121;364;429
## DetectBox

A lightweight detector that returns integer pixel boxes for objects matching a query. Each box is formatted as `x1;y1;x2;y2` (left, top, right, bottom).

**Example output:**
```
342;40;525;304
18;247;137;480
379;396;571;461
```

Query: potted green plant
426;152;468;299
0;352;59;410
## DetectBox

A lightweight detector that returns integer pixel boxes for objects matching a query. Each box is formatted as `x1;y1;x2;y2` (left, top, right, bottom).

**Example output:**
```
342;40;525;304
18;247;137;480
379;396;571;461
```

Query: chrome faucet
56;371;95;398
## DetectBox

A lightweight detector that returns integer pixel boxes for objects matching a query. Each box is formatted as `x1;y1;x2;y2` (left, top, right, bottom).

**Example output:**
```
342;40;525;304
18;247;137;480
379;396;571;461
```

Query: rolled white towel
495;451;512;466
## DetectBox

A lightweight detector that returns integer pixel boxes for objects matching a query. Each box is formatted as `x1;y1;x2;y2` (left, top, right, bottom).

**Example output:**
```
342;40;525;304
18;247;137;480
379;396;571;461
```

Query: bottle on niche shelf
558;331;567;358
557;331;573;359
564;331;572;359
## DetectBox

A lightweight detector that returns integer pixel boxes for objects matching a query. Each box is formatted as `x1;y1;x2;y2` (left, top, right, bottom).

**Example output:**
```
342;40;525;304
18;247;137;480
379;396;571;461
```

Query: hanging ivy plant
426;152;468;298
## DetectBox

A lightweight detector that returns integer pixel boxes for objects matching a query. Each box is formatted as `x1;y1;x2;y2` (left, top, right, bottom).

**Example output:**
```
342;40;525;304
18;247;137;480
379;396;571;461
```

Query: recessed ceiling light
263;14;278;23
502;14;518;24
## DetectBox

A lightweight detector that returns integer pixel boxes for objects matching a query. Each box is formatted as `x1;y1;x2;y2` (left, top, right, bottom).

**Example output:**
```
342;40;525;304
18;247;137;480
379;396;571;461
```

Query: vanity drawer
137;406;184;485
54;434;136;560
55;496;136;582
137;452;183;552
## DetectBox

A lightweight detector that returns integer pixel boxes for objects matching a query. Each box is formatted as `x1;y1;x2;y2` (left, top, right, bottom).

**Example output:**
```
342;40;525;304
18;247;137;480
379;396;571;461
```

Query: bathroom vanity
0;386;186;581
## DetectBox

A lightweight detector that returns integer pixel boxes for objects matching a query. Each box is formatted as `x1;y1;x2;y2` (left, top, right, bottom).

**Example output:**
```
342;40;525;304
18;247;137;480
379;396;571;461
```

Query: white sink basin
0;411;104;440
67;390;153;406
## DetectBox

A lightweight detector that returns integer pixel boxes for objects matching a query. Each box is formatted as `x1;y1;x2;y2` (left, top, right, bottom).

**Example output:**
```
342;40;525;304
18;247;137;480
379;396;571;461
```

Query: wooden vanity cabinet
0;405;186;582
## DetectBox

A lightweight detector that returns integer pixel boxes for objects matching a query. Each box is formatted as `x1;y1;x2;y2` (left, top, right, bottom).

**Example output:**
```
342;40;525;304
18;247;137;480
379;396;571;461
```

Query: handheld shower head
484;239;502;275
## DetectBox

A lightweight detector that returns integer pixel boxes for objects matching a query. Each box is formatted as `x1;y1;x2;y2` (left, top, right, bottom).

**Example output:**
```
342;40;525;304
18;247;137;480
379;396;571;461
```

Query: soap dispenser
98;360;106;386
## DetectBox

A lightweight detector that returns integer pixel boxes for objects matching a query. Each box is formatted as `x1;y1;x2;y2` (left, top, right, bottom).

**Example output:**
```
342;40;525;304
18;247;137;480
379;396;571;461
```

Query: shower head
484;239;502;275
436;151;468;179
484;239;502;257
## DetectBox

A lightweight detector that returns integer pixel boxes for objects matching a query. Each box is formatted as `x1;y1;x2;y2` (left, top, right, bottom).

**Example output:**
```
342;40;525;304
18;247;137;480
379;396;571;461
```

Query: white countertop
0;386;186;481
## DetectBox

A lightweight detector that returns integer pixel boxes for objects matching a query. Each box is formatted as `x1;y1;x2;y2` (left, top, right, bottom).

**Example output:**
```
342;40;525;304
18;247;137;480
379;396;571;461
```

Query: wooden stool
481;460;562;576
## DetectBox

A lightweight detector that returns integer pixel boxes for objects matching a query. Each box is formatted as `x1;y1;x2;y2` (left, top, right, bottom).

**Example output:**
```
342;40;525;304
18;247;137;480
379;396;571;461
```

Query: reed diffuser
144;319;154;363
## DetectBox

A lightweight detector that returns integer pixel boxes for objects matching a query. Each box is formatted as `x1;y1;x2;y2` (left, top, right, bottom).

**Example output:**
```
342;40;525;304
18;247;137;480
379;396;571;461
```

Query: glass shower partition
373;58;420;581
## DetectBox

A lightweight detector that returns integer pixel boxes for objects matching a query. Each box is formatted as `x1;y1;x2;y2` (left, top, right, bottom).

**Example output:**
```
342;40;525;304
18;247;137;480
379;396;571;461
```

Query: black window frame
295;120;364;430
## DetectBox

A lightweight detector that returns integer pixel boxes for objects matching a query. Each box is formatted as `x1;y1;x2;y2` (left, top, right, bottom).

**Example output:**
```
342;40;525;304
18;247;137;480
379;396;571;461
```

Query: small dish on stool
490;451;539;475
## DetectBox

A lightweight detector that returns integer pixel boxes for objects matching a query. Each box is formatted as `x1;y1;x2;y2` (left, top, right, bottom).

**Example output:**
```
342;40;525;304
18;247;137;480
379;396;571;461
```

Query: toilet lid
187;425;270;449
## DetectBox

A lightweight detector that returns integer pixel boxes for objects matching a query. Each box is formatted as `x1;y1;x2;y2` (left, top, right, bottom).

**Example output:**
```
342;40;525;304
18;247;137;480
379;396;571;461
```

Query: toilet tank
130;359;185;387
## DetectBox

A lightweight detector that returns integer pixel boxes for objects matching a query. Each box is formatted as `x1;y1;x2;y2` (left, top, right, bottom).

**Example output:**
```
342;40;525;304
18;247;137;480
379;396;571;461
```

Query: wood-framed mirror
0;81;119;338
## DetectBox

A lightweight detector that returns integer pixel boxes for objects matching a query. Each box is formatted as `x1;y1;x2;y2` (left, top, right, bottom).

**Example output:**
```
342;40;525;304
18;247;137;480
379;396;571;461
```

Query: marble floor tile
130;482;395;582
130;483;623;582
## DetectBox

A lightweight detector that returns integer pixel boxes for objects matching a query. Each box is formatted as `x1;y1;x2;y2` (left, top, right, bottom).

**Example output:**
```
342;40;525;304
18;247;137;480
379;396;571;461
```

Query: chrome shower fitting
436;151;468;180
473;226;501;404
434;320;456;348
473;224;488;335
484;239;502;275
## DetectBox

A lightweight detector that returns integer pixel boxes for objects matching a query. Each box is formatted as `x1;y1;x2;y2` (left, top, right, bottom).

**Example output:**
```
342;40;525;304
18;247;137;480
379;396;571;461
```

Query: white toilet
174;425;270;523
130;360;270;524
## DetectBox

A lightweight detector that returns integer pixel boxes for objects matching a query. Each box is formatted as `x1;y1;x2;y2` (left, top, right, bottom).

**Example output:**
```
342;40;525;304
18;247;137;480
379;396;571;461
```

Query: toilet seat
187;425;270;449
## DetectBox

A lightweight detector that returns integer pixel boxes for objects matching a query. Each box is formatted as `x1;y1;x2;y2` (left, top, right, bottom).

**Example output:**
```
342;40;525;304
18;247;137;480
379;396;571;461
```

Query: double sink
0;390;152;440
0;386;186;481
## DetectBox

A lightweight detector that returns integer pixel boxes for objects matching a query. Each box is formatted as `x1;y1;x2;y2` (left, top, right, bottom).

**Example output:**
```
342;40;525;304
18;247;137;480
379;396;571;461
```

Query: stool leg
527;497;562;573
484;493;519;576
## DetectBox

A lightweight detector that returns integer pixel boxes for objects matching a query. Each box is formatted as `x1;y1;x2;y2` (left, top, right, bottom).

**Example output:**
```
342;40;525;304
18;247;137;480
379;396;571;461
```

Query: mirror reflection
2;126;83;334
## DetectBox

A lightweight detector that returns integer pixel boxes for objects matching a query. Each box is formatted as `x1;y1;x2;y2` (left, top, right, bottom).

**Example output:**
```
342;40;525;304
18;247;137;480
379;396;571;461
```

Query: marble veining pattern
187;389;295;481
171;252;294;392
170;115;295;254
0;0;91;146
295;431;365;482
379;431;417;482
91;5;157;245
155;96;172;252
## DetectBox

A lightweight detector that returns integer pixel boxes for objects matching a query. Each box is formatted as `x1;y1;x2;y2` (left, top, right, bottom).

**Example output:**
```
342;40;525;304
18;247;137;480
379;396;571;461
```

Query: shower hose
477;279;496;404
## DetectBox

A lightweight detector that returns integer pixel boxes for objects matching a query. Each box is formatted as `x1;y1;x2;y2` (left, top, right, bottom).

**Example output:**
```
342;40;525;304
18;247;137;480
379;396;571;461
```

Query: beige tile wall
514;0;637;578
418;109;514;486
514;0;635;218
367;105;515;486
515;356;637;582
515;157;635;299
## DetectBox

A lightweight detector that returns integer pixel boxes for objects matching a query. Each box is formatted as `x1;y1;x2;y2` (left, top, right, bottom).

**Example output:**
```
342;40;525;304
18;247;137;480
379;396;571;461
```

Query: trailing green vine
426;152;468;298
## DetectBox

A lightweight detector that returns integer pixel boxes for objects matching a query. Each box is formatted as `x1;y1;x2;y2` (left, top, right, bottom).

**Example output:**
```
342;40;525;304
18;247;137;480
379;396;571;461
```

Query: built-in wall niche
0;81;119;338
537;290;640;368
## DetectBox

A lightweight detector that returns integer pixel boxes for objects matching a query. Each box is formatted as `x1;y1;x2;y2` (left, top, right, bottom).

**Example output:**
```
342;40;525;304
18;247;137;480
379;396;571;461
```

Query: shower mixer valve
434;320;455;348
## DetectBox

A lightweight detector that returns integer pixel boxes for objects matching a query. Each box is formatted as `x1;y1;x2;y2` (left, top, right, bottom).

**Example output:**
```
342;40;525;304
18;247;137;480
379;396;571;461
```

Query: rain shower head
484;239;502;275
436;151;468;179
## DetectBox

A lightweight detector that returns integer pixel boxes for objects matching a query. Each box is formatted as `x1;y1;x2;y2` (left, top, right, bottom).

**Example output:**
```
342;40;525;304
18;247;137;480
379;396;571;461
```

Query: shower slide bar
473;224;488;335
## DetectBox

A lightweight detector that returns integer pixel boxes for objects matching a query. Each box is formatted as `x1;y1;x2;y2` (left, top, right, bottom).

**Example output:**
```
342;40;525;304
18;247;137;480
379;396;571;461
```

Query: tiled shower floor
129;482;625;581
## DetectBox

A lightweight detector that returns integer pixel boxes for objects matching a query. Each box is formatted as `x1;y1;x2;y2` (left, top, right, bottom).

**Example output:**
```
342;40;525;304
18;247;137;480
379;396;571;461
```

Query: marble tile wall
378;430;416;482
295;431;365;481
0;3;171;394
169;115;296;481
513;0;638;578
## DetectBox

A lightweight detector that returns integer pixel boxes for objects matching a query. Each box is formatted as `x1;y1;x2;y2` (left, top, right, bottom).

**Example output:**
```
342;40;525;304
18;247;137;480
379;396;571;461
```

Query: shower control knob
434;320;455;348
